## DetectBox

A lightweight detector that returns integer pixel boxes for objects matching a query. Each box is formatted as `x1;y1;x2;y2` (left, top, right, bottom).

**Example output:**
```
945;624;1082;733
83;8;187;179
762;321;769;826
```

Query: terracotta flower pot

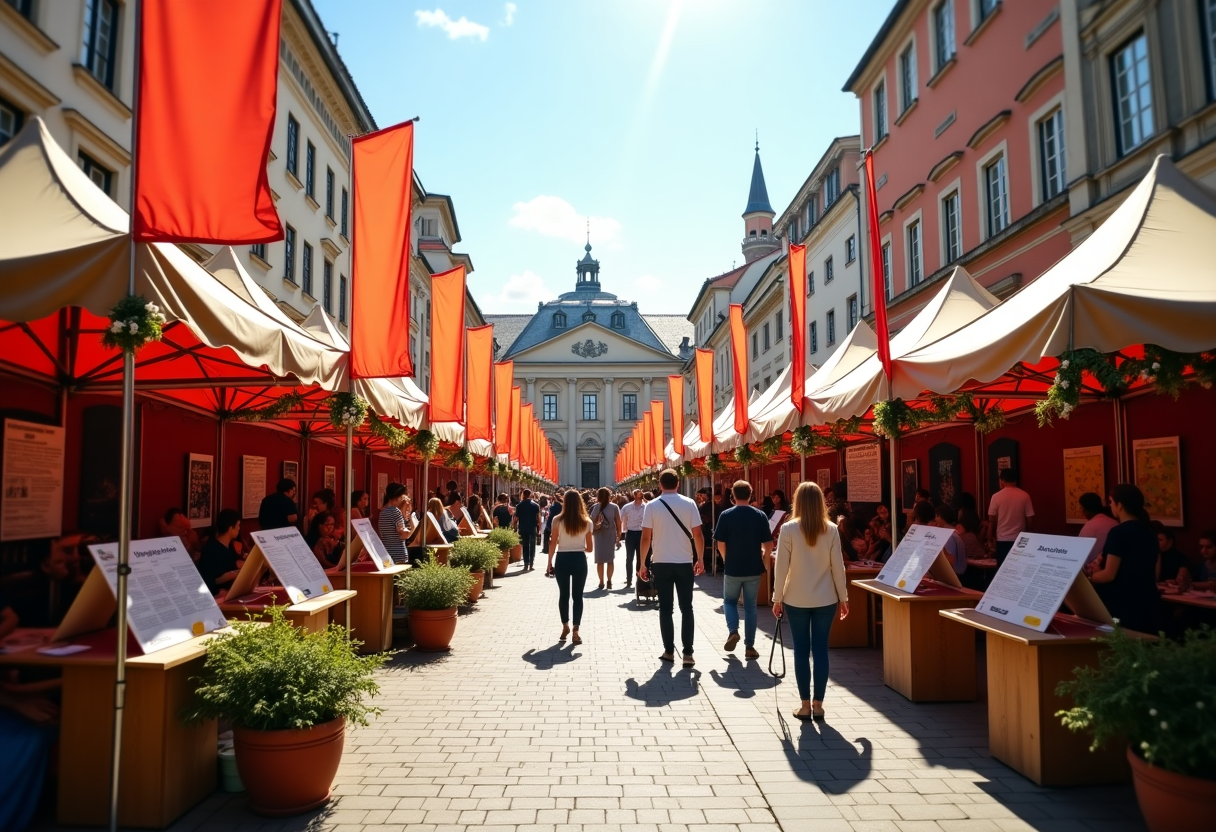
494;551;510;577
509;543;523;563
409;606;458;650
233;717;345;816
466;571;485;604
1127;746;1216;832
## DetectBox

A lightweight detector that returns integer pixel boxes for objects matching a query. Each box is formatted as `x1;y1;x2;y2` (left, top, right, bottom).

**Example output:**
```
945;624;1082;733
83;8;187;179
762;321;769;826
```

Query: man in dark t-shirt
492;493;512;529
258;478;299;531
198;509;243;596
513;489;542;572
713;480;773;658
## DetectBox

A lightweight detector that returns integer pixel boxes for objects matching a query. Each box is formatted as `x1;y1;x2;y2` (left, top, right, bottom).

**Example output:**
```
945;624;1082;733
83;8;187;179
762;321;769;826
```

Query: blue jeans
723;574;761;647
784;603;836;701
624;530;642;583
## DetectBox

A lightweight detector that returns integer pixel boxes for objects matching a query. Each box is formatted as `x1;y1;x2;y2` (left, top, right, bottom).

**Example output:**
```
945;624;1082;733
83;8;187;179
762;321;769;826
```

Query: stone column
566;377;577;485
642;376;652;406
526;377;536;406
603;378;615;486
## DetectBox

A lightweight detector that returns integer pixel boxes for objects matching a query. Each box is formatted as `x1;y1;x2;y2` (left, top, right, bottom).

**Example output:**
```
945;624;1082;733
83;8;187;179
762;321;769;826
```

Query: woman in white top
546;490;593;644
772;482;849;722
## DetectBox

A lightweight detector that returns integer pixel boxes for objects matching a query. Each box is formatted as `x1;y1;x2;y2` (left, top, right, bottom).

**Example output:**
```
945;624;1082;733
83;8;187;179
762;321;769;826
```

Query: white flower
1149;708;1157;717
1060;379;1070;389
1160;721;1168;730
110;321;124;333
1197;702;1205;710
128;321;139;334
1061;360;1070;369
1140;741;1150;750
1152;362;1161;371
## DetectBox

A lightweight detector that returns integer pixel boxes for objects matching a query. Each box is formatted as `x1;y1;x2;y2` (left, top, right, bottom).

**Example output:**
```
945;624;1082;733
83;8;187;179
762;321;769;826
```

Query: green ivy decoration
704;453;725;474
872;398;918;439
790;426;819;457
367;414;409;452
327;393;369;430
679;461;697;479
229;391;304;422
103;295;166;353
445;447;475;470
824;417;862;449
761;435;784;459
1036;349;1122;426
734;444;759;467
1123;346;1216;400
958;392;1007;434
412;429;439;459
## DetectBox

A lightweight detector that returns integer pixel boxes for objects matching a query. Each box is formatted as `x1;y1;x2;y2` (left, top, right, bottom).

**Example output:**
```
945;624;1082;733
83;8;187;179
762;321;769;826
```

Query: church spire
743;137;774;216
741;135;779;263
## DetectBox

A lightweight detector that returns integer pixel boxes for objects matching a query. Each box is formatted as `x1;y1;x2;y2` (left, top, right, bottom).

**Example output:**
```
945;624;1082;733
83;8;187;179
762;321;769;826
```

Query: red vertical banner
494;361;514;452
668;376;684;456
466;325;494;441
428;266;466;423
729;304;749;434
642;411;654;470
651;401;665;467
865;151;892;381
350;121;415;378
521;403;534;468
510;386;522;463
788;243;807;412
134;0;283;244
695;348;714;443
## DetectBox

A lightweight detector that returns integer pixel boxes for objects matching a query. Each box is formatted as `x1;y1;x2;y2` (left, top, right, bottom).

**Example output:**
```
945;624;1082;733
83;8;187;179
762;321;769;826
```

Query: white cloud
415;8;490;41
508;195;622;246
487;270;553;310
503;2;517;26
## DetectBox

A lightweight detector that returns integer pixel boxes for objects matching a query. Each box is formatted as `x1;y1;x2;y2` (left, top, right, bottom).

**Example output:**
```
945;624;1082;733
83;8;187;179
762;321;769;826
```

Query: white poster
845;443;882;502
351;517;393;569
241;455;267;520
976;532;1096;632
2;419;65;541
376;472;389;505
250;527;333;604
88;536;228;654
876;524;948;590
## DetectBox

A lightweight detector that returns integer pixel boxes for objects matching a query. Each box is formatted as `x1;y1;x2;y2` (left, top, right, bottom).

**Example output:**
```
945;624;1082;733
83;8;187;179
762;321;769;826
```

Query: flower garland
103;295;166;353
327;393;368;430
824;417;862;449
445;447;475;470
679;461;697;479
873;394;1006;437
733;444;759;467
229;391;304;422
704;453;725;474
367;414;409;452
411;429;439;459
761;435;784;459
790;425;820;457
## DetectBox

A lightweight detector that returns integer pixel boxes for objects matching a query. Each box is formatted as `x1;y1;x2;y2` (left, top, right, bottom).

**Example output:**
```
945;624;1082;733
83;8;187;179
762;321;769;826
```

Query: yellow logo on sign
897;580;907;588
1023;615;1041;627
191;621;204;636
321;583;331;593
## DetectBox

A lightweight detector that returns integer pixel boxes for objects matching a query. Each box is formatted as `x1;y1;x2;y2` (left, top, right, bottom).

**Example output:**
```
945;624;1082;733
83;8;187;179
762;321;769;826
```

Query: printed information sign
2;419;65;541
351;517;394;569
875;524;948;590
250;527;333;604
975;532;1096;632
845;443;882;502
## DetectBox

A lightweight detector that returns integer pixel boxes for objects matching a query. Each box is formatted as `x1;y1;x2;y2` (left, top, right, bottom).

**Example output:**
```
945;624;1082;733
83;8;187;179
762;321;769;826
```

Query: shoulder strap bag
657;497;696;562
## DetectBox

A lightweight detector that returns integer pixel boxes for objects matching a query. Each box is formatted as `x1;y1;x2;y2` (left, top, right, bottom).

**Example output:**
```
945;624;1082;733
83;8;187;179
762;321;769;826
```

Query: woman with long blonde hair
546;490;593;644
772;482;849;721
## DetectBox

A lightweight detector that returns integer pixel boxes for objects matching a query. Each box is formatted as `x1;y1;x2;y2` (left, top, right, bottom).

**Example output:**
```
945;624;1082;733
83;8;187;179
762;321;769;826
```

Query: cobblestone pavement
49;555;1144;832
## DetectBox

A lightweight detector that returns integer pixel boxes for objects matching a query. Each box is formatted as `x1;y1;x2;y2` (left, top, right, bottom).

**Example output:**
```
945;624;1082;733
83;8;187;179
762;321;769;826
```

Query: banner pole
344;423;353;635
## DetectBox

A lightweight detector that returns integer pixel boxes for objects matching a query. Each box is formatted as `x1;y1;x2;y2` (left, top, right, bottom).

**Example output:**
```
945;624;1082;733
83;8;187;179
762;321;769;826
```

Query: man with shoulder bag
638;468;705;668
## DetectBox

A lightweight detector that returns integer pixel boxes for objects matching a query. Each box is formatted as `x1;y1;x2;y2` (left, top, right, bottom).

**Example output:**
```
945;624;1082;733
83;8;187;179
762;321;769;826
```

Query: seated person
955;508;987;561
1152;523;1189;582
466;494;491;531
932;504;967;576
429;497;460;543
1191;530;1216;590
872;522;893;563
1077;492;1118;564
303;489;338;538
1085;484;1160;634
306;511;342;567
446;494;471;535
197;509;243;596
258;478;299;531
836;514;859;562
158;507;200;561
5;545;73;629
349;490;370;522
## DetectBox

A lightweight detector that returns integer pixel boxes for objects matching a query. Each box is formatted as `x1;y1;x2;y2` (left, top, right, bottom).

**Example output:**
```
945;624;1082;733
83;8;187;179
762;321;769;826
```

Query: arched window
582;310;596;323
611;311;625;329
553;311;567;329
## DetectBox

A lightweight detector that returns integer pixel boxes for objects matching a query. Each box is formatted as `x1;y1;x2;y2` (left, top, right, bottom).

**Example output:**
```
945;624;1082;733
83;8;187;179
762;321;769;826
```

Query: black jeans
652;562;695;655
521;532;538;568
554;552;587;626
624;530;642;583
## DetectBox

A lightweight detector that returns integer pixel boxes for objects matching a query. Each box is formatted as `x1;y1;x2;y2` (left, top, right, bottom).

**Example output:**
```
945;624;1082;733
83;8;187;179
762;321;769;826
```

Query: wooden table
218;587;356;632
831;562;881;647
855;580;982;701
1158;586;1216;610
328;563;408;652
940;607;1137;786
0;627;221;827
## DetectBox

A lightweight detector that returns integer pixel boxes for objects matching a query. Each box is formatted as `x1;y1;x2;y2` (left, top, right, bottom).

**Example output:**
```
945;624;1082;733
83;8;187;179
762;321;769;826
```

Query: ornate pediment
571;339;609;359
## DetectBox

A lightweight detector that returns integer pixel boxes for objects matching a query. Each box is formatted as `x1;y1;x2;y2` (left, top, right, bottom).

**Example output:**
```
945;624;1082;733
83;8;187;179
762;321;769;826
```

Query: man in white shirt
621;490;646;589
988;468;1035;565
639;469;705;667
1076;492;1118;564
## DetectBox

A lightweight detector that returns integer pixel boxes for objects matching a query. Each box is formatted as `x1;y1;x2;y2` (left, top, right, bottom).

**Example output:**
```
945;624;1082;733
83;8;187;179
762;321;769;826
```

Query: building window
582;310;596;323
1205;0;1216;101
899;43;917;112
340;188;349;236
582;394;597;421
776;310;783;340
339;274;348;323
826;309;836;345
1112;34;1153;155
825;168;840;206
610;311;625;329
323;260;333;313
5;0;33;19
807;195;819;226
325;168;335;219
984;155;1010;236
284;225;297;284
942;190;962;262
78;151;112;197
882;242;892;300
301;242;314;295
978;0;998;24
0;96;23;146
752;333;759;359
907;220;923;286
82;0;118;90
1038;108;1066;200
250;243;267;262
542;394;558;421
848;296;859;330
810;321;819;353
305;141;316;199
808;270;815;295
824;256;834;284
846;236;857;263
874;81;888;142
934;0;955;71
553;311;567;329
622;394;637;421
763;323;771;352
286;115;299;177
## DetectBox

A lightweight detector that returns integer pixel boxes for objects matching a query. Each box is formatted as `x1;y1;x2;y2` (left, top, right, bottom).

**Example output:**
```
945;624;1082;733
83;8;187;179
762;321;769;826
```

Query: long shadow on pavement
775;708;874;793
709;654;781;698
521;643;582;670
625;665;702;707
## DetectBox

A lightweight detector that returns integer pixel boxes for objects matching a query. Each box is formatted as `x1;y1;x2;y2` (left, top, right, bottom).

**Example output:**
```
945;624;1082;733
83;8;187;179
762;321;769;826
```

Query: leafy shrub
448;537;502;573
1056;625;1216;778
396;555;476;610
184;607;385;731
486;527;520;553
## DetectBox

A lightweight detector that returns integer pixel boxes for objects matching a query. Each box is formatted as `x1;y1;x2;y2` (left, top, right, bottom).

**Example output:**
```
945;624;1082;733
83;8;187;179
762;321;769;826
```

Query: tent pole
344;424;353;637
709;469;716;577
889;435;900;545
216;415;227;507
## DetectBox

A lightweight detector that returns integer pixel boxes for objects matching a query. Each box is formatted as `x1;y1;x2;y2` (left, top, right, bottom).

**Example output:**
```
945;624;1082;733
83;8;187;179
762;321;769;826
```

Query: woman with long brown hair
772;482;848;721
591;487;622;590
546;490;593;644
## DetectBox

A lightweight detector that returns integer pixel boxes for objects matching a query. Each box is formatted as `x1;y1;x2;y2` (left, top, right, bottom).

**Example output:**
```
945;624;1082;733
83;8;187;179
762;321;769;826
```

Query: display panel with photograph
186;453;213;528
323;465;337;491
282;460;298;483
900;459;919;511
1133;436;1183;526
1063;446;1105;524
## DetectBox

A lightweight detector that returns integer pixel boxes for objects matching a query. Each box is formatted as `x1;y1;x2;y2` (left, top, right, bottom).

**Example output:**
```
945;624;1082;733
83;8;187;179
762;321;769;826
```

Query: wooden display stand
327;560;407;652
831;562;881;647
855;556;982;701
0;627;221;827
219;544;355;632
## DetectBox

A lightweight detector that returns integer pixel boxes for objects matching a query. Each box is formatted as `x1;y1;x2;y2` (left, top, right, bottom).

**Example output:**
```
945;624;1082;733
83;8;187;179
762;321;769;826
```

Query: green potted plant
448;537;501;604
183;608;385;816
1057;626;1215;832
486;527;520;576
396;555;476;650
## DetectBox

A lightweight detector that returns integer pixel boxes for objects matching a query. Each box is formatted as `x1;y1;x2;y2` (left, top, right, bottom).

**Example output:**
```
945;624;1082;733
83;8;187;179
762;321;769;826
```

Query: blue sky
314;0;892;314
